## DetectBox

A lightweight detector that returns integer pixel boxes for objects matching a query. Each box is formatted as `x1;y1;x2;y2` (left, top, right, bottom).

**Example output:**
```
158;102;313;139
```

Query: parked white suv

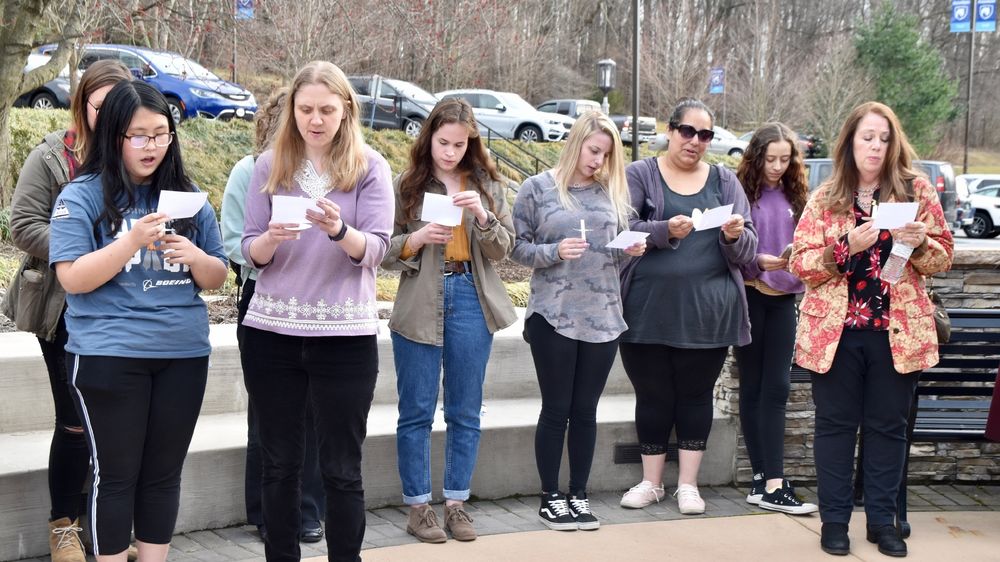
959;174;1000;238
436;89;572;142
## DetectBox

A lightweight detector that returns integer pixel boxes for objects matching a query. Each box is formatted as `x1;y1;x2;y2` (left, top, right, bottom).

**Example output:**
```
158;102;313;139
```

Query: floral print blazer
789;177;954;374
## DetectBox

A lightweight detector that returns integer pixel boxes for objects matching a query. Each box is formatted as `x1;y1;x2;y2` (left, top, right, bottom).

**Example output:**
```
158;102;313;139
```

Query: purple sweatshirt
740;186;805;294
240;148;394;336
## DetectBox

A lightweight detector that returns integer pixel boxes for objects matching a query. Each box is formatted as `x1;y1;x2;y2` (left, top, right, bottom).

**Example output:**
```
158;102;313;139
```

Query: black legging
525;314;618;496
733;287;796;480
619;343;728;452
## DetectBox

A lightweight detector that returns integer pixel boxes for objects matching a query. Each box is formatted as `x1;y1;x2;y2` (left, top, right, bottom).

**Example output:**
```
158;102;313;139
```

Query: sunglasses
671;123;715;142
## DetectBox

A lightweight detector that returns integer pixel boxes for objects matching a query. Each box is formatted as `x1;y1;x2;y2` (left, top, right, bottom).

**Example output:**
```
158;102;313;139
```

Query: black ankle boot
866;524;907;557
821;522;850;556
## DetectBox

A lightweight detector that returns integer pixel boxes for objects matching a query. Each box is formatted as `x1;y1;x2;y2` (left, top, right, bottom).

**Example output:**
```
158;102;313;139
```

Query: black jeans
237;280;325;531
39;314;90;521
733;288;796;480
241;327;378;562
68;354;208;555
525;314;618;495
811;330;918;526
619;343;728;452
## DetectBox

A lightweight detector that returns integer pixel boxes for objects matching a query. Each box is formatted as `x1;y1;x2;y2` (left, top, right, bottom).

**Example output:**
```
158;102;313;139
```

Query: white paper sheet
157;191;208;220
871;202;919;230
420;192;463;227
606;230;650;249
272;195;322;228
692;203;734;231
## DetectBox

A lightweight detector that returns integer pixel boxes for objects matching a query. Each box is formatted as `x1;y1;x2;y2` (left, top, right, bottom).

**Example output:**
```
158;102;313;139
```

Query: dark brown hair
736;122;809;220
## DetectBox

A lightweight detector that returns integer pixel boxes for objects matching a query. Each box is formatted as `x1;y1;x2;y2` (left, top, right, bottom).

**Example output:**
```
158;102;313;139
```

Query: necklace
856;183;878;197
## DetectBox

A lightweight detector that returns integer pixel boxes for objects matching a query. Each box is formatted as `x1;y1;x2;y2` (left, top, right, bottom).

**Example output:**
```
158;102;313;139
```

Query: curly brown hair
736;122;809;221
397;98;501;225
254;87;288;156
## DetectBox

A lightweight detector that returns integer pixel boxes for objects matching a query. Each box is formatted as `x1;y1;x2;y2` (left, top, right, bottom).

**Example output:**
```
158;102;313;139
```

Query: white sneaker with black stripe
567;493;600;530
746;472;765;505
759;481;818;515
538;492;577;531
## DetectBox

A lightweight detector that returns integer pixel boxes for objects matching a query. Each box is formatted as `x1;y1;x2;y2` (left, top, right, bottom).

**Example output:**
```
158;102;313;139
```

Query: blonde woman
512;111;644;531
239;61;394;561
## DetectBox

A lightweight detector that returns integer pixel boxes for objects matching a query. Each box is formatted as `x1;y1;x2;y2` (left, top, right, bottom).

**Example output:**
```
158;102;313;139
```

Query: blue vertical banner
977;0;997;31
952;0;972;32
235;0;254;20
708;67;724;95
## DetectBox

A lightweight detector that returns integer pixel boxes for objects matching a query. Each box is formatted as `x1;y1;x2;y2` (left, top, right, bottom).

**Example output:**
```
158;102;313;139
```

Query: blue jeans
392;272;493;505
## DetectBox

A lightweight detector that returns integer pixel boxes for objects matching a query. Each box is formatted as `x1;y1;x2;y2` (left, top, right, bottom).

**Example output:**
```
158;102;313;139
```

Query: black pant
242;327;378;562
39;314;90;522
619;343;728;452
237;280;325;531
525;314;618;495
811;330;918;526
733;288;796;480
68;354;208;555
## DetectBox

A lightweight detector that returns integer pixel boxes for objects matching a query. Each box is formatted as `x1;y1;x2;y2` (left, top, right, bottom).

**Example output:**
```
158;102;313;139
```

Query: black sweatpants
733;287;796;480
619;343;728;452
68;354;208;555
525;314;618;495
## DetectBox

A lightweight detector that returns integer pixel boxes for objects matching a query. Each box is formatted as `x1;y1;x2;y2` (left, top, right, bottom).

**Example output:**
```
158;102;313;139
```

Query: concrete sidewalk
13;484;1000;561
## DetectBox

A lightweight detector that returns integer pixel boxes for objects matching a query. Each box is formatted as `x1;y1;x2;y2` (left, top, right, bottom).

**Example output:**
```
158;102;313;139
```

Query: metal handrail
484;127;551;176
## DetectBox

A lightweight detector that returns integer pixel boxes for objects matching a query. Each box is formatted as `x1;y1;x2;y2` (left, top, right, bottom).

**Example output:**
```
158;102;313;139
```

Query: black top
834;188;893;330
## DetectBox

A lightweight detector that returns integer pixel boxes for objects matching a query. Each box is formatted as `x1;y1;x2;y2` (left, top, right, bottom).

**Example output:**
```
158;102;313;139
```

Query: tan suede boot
49;518;86;562
405;505;447;543
444;503;477;541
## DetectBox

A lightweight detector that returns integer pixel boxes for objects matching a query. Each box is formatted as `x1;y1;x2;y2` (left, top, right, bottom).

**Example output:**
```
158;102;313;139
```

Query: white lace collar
294;160;332;199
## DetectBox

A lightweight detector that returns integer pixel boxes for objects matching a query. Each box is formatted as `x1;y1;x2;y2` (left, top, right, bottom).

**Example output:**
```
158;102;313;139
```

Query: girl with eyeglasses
2;60;133;562
48;79;228;562
618;98;757;515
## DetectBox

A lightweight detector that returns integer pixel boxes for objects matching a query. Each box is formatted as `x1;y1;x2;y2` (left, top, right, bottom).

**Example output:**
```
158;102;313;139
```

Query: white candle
578;219;588;241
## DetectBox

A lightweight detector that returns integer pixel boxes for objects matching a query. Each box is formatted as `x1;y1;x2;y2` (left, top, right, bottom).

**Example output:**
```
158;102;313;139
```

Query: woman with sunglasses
49;80;228;562
618;98;756;515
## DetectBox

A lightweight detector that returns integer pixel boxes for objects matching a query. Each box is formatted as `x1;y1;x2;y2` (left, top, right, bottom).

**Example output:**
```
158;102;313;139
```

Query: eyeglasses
88;100;102;112
670;123;715;142
124;132;174;149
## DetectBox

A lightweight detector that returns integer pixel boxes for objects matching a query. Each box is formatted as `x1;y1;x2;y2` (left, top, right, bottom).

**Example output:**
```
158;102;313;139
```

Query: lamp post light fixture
597;59;616;114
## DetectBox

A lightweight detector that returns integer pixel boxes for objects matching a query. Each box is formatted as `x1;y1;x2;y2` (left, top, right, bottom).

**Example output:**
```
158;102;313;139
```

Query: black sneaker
567;493;600;530
538;492;577;531
746;473;765;505
759;481;818;515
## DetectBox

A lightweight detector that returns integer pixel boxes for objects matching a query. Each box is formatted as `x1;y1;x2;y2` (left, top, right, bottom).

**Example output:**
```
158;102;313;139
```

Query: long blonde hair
553;111;632;225
823;101;919;212
263;61;368;193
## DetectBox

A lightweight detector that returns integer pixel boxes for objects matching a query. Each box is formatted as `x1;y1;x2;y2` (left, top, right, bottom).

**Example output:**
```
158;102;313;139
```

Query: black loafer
300;526;324;543
867;524;907;557
821;522;850;556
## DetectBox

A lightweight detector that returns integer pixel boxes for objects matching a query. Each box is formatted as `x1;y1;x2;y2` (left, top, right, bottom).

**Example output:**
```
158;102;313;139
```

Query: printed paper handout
871;202;919;230
420;192;463;227
691;203;734;231
157;191;208;220
606;230;650;249
272;195;322;229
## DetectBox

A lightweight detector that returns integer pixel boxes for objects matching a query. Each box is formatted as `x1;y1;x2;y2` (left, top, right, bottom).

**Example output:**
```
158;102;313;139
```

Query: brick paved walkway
16;484;1000;562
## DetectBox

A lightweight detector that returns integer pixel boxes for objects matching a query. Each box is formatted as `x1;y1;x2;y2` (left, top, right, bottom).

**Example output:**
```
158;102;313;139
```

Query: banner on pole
976;0;997;32
235;0;254;20
708;67;724;95
952;0;972;32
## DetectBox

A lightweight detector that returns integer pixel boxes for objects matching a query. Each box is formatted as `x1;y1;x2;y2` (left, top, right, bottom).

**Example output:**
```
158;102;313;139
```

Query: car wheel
31;92;57;110
988;230;1000;239
966;211;993;238
517;125;542;143
166;97;185;124
403;117;423;138
728;148;744;158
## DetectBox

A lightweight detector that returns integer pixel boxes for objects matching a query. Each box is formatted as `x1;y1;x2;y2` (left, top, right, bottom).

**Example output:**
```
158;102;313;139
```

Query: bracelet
328;221;349;242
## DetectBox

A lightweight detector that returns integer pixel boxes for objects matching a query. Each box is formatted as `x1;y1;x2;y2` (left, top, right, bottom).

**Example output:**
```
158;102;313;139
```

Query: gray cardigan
620;157;758;346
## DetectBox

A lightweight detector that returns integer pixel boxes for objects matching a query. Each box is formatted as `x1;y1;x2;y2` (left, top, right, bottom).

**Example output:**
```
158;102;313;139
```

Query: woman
790;101;953;557
512;111;644;531
618;99;757;515
2;60;133;562
733;123;817;515
240;61;394;562
381;98;516;543
49;80;228;562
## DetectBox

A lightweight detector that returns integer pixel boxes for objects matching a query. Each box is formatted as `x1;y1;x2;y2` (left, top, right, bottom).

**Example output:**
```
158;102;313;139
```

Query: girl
49;79;228;562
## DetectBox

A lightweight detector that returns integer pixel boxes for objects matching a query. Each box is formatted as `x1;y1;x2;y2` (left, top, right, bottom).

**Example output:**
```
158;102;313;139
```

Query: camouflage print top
512;171;628;344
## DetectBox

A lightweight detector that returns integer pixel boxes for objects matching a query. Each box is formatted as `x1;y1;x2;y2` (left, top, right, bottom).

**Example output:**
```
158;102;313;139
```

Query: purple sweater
240;148;394;336
740;186;805;294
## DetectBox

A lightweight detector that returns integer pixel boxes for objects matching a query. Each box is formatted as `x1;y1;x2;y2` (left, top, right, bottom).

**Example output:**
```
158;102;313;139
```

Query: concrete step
0;395;737;561
0;312;634;434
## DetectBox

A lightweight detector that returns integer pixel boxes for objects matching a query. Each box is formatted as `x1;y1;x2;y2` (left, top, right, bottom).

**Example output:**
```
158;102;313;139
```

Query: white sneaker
674;484;706;515
620;480;665;509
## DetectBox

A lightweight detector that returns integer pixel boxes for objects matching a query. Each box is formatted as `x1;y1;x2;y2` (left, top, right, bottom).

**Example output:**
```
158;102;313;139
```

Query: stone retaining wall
716;248;999;485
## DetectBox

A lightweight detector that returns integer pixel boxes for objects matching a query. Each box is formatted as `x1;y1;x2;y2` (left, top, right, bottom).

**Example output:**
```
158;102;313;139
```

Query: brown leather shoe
444;503;477;541
406;505;447;543
48;518;86;562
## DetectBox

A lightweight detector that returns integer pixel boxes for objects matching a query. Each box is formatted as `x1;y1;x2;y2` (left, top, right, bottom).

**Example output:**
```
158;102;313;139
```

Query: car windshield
714;127;736;139
384;79;436;103
145;52;218;80
499;93;537;113
575;101;601;116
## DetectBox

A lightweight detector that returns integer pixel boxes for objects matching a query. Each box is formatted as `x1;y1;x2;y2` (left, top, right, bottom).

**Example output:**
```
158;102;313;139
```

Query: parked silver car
436;89;572;142
649;125;748;157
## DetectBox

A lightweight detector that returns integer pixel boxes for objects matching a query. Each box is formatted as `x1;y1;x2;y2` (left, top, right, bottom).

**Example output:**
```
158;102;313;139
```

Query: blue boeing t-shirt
49;173;227;358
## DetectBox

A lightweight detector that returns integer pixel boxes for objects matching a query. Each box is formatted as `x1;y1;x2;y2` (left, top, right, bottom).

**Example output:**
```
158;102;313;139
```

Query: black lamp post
597;59;616;114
